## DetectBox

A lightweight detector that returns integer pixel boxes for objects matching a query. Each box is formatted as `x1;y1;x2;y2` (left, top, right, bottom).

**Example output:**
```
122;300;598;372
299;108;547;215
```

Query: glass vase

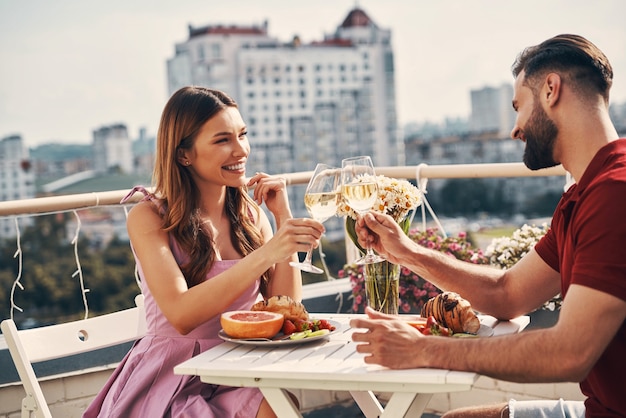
364;260;400;315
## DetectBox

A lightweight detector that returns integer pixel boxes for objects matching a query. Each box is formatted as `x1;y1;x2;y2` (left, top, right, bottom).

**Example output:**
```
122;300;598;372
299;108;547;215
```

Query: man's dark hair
511;34;613;102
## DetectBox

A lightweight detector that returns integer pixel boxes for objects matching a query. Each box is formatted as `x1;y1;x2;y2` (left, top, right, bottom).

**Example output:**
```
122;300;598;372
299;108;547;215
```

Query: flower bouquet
338;175;422;314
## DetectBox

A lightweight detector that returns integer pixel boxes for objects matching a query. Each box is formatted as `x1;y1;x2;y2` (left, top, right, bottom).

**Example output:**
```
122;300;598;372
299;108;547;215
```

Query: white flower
485;223;549;269
485;223;561;310
337;174;422;221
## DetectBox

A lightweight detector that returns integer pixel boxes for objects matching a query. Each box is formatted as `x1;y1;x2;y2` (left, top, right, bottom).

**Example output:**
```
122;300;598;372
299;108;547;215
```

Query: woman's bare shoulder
127;200;162;226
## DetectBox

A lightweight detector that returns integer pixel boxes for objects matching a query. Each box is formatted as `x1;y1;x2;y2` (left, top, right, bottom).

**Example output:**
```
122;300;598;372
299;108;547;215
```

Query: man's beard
522;104;559;170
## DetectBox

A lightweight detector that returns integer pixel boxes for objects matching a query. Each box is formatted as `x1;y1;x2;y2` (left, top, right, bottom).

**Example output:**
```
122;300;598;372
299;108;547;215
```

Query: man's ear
544;73;562;107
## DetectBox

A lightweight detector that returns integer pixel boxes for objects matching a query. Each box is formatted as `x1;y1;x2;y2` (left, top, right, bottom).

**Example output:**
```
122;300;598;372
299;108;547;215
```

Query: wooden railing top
0;163;566;217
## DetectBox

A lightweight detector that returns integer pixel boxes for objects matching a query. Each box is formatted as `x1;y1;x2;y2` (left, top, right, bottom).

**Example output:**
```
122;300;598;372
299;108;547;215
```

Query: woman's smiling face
182;107;250;189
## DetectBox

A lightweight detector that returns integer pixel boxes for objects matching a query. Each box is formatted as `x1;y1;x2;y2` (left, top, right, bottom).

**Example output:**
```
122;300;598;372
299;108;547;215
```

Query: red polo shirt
535;139;626;417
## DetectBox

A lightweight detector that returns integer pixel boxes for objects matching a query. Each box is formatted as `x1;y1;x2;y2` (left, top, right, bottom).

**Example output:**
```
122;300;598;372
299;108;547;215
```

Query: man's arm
352;284;625;382
428;284;625;382
358;212;561;318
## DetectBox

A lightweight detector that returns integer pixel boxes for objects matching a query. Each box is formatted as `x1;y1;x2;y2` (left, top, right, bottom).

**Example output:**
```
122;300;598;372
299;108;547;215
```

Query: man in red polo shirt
350;34;626;417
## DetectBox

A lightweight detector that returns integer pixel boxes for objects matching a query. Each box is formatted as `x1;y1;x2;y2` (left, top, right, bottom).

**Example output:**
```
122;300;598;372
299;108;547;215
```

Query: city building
166;7;400;175
0;135;35;237
469;83;516;137
92;124;134;174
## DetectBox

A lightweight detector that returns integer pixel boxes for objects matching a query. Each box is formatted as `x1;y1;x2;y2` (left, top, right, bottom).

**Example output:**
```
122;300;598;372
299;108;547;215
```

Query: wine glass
341;156;385;264
289;163;341;274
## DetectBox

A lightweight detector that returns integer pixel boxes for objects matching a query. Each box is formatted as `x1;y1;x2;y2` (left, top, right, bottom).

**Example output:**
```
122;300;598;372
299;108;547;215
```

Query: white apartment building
166;7;400;176
92;124;134;174
470;83;516;137
0;135;35;237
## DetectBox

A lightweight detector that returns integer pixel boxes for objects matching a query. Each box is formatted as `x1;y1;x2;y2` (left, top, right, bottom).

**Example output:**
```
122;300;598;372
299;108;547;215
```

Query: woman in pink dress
84;87;324;417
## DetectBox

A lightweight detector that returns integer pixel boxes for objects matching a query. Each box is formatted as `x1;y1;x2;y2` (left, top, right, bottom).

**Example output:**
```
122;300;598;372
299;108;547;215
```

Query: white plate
404;316;494;337
477;324;494;337
453;324;494;338
218;319;340;347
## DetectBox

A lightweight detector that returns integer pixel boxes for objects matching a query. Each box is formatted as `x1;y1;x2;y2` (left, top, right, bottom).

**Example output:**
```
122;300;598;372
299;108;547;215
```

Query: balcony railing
0;161;567;316
1;162;567;216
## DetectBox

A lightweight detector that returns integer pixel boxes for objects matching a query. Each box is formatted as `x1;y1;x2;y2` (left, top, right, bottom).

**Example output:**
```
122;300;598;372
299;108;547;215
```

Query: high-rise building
92;124;134;174
469;83;516;137
0;135;35;237
166;7;400;176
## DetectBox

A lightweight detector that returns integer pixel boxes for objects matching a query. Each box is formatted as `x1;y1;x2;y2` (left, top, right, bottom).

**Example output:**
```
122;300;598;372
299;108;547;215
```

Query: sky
1;0;625;147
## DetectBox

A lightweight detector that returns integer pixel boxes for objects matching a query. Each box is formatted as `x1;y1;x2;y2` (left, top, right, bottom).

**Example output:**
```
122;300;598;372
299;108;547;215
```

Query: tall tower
332;8;400;167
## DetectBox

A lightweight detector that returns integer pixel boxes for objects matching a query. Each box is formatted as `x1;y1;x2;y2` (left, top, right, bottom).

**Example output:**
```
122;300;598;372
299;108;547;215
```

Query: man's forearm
398;243;514;317
425;328;582;383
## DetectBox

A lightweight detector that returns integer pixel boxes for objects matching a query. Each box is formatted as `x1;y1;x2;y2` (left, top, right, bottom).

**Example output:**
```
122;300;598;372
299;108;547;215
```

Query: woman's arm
248;173;324;301
128;200;321;334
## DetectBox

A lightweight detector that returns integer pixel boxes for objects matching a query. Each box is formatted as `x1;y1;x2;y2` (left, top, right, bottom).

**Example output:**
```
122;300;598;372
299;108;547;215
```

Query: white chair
1;294;146;418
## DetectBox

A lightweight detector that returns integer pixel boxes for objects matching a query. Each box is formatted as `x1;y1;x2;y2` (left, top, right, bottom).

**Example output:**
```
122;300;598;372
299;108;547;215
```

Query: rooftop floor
303;400;440;417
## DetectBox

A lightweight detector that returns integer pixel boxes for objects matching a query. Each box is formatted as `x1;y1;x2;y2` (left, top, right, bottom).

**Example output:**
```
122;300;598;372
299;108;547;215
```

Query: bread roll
421;292;480;334
251;295;309;321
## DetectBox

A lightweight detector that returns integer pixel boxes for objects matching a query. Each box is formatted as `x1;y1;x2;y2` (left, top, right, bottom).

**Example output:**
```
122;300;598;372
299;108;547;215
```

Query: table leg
258;387;302;418
384;392;433;417
350;390;384;418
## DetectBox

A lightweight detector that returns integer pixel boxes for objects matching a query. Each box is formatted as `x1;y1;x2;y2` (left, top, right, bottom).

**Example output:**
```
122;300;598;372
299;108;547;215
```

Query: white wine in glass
290;163;341;274
341;156;385;264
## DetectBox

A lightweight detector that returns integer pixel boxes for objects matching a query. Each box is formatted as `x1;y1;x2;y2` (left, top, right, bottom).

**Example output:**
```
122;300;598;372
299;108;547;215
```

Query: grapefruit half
220;310;284;339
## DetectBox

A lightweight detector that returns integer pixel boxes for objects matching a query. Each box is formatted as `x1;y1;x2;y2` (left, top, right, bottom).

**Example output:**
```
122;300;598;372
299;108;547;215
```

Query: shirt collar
568;138;626;198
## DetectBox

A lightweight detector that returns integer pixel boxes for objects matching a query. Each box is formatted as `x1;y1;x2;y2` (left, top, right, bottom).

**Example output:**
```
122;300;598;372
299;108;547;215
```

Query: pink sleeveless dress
83;187;264;417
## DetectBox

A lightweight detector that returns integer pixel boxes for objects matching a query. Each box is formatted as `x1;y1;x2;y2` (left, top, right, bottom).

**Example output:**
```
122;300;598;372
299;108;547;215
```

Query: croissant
251;295;309;321
421;291;480;334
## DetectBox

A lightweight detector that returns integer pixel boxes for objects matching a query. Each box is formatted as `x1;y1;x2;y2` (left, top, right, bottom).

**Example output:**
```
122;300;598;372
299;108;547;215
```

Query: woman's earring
185;161;190;166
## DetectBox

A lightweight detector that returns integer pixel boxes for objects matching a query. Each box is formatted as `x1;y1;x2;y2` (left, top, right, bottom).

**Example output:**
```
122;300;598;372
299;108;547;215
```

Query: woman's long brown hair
152;86;270;294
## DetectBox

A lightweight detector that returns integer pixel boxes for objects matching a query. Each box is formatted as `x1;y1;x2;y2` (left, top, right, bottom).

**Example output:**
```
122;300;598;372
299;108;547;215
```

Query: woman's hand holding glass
289;163;341;274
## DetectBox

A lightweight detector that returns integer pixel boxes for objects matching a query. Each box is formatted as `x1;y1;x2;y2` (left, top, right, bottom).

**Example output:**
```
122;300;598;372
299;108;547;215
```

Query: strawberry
419;316;452;336
293;318;310;332
318;319;335;331
281;319;297;335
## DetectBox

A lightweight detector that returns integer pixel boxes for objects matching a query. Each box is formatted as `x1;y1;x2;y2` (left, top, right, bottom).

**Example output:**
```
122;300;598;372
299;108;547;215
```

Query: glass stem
303;246;314;266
